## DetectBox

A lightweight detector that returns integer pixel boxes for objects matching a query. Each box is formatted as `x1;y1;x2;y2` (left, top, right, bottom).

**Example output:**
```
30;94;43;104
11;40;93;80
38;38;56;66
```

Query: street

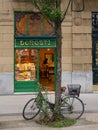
0;93;98;129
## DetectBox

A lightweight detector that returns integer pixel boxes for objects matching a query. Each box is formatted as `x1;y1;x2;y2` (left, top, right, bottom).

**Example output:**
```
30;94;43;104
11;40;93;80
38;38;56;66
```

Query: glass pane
96;43;98;66
15;49;37;81
92;13;98;30
43;19;54;36
15;13;27;36
28;13;42;36
15;12;55;36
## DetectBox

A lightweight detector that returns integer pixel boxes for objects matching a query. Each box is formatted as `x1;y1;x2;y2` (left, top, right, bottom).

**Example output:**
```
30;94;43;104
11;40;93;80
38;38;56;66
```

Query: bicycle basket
67;84;81;97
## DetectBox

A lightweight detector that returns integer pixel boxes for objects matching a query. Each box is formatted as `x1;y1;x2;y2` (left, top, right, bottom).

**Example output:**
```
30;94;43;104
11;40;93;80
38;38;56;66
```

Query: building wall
61;0;96;92
0;0;34;94
61;10;92;92
0;0;98;94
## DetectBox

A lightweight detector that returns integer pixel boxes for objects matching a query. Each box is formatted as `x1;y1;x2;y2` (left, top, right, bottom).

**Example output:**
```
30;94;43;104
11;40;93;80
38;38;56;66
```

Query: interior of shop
39;49;54;91
15;49;54;92
15;49;37;81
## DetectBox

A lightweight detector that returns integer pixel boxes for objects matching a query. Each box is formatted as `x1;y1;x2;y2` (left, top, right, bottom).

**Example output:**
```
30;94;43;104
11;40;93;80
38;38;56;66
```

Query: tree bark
54;21;62;119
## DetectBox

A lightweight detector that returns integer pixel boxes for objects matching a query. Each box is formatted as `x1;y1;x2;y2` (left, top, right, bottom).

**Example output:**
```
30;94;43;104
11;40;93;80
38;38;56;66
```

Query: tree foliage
32;0;62;23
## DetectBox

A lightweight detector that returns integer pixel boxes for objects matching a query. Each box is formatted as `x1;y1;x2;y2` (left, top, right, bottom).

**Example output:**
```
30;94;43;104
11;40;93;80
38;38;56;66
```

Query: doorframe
39;48;56;91
14;36;56;92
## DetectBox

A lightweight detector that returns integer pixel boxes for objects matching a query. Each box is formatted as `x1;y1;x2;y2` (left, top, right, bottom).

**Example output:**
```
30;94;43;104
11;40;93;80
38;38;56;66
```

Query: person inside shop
43;58;48;64
43;58;48;77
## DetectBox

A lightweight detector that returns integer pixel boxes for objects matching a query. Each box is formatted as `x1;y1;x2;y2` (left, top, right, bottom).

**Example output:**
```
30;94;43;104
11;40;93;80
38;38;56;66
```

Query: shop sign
15;39;56;48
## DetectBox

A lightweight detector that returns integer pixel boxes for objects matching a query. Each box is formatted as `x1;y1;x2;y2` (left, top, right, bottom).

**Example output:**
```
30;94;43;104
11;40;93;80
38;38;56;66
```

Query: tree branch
61;0;72;23
31;1;54;29
32;0;41;11
56;0;61;8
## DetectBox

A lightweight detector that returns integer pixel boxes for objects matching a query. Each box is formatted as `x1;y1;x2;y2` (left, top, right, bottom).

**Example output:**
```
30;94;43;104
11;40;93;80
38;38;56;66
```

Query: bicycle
22;84;84;120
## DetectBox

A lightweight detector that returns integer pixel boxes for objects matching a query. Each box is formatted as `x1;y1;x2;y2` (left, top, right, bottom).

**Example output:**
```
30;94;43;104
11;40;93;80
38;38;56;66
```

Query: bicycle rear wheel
23;98;40;120
61;96;84;119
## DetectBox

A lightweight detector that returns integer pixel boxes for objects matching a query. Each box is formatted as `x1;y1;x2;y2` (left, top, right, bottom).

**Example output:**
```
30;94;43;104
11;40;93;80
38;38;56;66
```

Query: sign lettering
15;39;56;48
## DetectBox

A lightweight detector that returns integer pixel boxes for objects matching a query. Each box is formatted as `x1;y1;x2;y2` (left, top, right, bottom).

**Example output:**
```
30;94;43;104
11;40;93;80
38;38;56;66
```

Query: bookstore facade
0;0;98;94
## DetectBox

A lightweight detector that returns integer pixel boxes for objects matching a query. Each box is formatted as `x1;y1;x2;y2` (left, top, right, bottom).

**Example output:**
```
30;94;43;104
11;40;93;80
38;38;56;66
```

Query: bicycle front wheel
22;98;40;120
61;96;84;119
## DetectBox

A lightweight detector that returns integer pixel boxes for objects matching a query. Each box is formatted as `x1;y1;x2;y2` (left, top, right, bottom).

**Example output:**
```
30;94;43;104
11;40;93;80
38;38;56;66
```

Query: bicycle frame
36;91;73;111
35;91;55;110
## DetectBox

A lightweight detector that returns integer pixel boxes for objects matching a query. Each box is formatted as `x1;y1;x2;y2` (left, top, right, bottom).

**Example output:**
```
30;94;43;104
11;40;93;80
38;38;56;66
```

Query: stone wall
0;0;35;94
61;0;93;92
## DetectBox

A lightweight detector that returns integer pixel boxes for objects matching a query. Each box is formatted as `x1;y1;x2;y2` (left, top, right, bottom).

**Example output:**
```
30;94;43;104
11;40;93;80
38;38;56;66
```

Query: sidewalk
0;93;98;129
0;113;98;130
0;93;98;115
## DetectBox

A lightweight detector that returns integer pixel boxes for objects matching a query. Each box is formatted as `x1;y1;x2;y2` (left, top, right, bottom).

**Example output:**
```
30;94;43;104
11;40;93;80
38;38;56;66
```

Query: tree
20;0;71;120
31;0;72;121
18;0;84;123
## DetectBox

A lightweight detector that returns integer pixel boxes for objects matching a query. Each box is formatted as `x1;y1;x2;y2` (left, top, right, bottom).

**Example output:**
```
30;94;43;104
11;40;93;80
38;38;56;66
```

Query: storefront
14;12;56;92
1;0;98;94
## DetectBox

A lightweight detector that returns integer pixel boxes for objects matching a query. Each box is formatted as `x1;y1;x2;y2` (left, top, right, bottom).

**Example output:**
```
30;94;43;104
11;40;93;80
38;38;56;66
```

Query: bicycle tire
22;98;40;120
61;96;84;119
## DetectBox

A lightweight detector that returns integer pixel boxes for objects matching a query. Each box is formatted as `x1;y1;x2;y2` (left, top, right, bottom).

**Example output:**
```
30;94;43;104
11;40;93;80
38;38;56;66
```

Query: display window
15;49;37;81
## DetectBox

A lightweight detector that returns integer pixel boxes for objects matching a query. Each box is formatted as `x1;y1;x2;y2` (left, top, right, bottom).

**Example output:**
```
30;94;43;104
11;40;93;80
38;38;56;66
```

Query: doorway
39;49;55;91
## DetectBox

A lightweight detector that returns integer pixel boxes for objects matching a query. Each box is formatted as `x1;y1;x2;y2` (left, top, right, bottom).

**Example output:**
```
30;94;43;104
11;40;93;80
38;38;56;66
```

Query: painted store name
16;40;53;47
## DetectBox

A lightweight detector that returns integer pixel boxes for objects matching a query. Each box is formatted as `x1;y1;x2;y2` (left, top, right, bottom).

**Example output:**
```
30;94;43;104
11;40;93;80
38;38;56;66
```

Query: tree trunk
50;0;62;121
53;20;62;120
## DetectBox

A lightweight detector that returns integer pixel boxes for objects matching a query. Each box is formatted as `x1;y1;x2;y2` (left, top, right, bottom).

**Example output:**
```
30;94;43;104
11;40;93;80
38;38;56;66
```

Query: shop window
96;43;98;66
15;49;37;81
92;12;98;33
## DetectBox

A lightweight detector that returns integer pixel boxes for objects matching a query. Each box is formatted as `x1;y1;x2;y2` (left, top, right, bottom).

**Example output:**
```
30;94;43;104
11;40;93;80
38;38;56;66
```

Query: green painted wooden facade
14;36;56;92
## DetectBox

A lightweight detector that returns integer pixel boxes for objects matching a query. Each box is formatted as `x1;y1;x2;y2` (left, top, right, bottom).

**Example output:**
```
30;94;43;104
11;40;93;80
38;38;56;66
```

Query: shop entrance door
39;49;55;91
